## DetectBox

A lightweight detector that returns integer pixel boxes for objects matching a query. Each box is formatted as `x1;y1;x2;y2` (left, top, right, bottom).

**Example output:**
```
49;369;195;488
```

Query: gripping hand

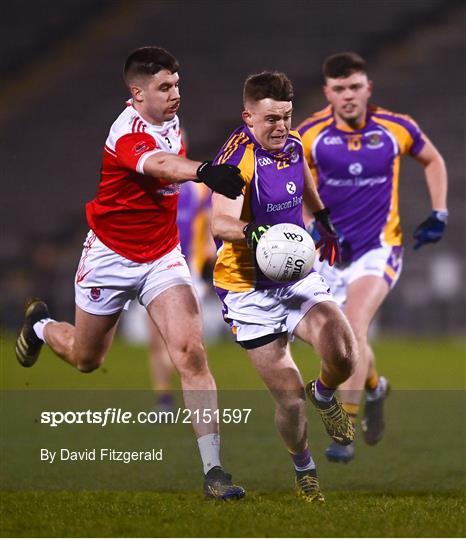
413;210;447;250
196;161;245;199
243;223;271;250
313;208;341;266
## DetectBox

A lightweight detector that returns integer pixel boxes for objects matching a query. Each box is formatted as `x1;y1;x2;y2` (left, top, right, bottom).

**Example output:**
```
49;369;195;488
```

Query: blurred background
1;0;464;336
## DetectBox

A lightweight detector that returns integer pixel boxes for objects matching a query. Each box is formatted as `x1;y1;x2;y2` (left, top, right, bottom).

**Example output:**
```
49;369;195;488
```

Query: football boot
15;299;49;367
306;379;355;446
325;441;355;463
362;376;390;445
204;466;245;500
295;469;325;502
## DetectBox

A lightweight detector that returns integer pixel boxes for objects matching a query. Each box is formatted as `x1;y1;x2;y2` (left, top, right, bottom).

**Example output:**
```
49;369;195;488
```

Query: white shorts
218;272;335;343
313;245;403;307
75;231;192;315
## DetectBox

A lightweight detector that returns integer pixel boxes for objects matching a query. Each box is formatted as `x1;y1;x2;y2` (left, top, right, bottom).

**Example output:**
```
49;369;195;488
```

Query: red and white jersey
86;100;186;263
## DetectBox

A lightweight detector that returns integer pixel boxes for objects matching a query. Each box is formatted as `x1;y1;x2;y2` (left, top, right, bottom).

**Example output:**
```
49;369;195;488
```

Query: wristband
433;209;448;223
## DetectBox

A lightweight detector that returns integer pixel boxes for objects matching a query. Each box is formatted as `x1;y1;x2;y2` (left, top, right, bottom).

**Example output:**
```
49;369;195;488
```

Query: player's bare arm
411;135;448;250
302;160;340;265
413;135;448;210
144;153;244;199
211;192;246;241
143;152;201;182
302;160;325;215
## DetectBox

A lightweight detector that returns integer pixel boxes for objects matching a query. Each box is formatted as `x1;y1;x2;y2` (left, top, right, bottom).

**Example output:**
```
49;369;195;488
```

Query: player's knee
175;339;208;378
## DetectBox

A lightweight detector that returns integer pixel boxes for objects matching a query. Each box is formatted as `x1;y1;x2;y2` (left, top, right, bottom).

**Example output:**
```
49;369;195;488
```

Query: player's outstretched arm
412;136;449;250
143;153;244;199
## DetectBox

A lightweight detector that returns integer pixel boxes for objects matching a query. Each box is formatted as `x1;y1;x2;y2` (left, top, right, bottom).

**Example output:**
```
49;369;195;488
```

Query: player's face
243;99;293;152
324;72;372;127
131;70;180;125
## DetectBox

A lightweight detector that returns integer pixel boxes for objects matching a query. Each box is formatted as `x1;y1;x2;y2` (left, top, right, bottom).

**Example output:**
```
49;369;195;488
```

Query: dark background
1;0;464;334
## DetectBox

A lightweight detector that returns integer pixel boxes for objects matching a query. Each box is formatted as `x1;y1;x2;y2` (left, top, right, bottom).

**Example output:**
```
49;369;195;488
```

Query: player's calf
362;376;390;445
323;340;356;386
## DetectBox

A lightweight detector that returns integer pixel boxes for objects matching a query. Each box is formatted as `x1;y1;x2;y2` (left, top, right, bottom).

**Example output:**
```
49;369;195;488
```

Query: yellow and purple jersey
298;105;425;262
213;125;306;292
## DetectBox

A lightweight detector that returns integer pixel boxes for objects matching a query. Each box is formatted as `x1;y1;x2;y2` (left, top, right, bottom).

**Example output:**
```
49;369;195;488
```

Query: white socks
33;318;54;342
197;433;221;474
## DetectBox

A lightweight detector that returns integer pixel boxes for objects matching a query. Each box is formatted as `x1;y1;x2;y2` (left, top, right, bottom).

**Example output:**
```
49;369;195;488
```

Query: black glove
243;223;271;250
413;210;447;250
196;161;245;199
313;207;341;266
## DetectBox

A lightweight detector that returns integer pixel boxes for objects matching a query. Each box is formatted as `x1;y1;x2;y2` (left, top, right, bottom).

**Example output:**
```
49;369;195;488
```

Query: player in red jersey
15;46;245;499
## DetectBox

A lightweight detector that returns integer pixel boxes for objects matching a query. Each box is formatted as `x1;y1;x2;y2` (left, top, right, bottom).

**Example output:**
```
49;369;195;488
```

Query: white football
256;223;316;282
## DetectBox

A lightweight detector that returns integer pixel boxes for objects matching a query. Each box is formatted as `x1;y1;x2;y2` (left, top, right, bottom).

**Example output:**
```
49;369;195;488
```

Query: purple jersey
176;182;202;264
213;125;306;292
298;105;425;262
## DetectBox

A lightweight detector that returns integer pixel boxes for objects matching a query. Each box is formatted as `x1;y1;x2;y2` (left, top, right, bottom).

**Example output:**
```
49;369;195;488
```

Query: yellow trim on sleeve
382;156;402;246
237;143;255;183
213;143;257;292
373;117;414;155
217;131;250;165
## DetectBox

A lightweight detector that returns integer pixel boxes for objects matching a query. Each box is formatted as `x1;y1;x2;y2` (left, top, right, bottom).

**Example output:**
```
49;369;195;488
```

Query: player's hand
313;207;341;266
413;210;448;250
196;161;245;199
243;223;271;250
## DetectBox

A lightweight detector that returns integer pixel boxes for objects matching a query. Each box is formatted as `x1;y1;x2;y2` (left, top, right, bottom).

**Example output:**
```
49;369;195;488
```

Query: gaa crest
366;131;384;149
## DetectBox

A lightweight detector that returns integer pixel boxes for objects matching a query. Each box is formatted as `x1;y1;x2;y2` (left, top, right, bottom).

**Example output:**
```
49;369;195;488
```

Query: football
255;223;316;282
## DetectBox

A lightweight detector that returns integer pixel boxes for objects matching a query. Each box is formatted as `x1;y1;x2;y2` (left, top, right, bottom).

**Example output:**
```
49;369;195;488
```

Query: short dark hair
243;71;294;104
323;52;367;79
124;46;179;84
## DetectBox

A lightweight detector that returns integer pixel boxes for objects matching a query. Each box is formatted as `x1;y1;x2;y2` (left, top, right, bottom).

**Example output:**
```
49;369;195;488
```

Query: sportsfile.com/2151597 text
40;408;253;427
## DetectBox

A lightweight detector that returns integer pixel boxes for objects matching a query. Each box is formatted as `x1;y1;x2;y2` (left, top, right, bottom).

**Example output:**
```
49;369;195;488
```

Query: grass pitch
1;491;463;537
1;334;465;537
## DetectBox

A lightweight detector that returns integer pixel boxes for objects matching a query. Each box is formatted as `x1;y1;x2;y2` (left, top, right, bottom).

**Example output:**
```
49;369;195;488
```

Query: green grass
1;334;465;536
1;491;464;537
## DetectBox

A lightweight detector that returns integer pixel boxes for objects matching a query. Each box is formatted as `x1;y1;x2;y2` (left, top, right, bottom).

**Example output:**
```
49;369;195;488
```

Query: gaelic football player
16;46;245;499
211;71;358;502
298;52;448;463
